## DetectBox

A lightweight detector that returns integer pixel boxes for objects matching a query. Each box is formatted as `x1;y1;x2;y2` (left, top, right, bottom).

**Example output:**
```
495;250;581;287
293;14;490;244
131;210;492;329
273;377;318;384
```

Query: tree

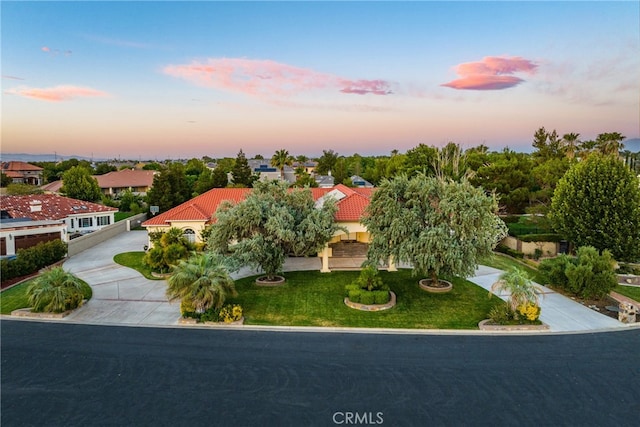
231;149;254;187
549;153;640;261
95;163;117;175
166;253;237;314
143;228;195;273
1;172;13;187
561;133;580;160
403;143;438;177
208;180;342;280
315;149;339;175
27;267;85;313
595;132;625;156
532;127;563;161
211;165;229;188
60;166;102;202
146;162;191;212
270;149;293;181
363;174;508;285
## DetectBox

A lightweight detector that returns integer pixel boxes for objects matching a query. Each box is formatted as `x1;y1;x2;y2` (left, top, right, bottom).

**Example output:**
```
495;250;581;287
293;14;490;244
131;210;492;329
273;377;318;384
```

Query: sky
2;1;639;159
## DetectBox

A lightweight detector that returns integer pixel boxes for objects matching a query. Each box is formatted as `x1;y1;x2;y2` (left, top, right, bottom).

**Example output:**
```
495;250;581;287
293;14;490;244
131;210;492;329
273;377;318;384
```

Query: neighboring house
39;169;156;196
141;184;378;272
1;161;44;186
0;217;67;257
350;175;374;188
94;169;156;196
0;194;118;237
315;174;335;188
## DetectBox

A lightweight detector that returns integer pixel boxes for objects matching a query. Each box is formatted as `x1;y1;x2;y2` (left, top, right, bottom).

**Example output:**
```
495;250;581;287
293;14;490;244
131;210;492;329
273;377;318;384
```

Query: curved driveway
61;230;635;333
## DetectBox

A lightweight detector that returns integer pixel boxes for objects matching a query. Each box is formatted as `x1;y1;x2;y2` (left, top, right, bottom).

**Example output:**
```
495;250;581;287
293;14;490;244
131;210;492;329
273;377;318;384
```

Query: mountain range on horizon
2;139;639;164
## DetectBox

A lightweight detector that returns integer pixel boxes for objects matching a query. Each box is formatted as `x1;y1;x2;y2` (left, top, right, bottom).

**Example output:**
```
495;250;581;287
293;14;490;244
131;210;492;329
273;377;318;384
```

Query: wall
67;213;147;257
501;236;558;257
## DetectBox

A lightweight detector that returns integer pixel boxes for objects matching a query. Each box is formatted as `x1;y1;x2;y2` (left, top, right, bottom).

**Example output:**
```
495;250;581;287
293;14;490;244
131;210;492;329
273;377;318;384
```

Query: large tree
362;174;507;284
231;149;254;187
208;180;342;280
146;162;191;212
549;153;640;261
315;149;339;175
60;166;102;202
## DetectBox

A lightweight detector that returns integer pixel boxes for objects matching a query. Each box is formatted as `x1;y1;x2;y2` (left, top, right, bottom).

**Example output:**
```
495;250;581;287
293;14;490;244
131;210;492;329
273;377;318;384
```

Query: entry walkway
52;232;637;332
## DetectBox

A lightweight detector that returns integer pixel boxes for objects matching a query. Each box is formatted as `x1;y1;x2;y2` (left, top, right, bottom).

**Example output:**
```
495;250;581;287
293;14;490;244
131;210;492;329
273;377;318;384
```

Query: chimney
29;200;42;212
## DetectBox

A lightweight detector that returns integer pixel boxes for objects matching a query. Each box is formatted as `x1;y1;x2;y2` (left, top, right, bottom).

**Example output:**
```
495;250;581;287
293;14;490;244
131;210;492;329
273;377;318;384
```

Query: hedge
518;233;563;242
1;240;67;283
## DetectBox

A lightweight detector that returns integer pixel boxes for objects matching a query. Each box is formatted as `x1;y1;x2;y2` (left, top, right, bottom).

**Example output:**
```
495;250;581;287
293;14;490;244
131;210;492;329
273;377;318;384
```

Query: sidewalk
42;232;637;333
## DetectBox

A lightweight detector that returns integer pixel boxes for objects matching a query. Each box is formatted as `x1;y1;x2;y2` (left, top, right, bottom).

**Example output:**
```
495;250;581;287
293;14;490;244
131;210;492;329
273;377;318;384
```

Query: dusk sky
2;1;639;159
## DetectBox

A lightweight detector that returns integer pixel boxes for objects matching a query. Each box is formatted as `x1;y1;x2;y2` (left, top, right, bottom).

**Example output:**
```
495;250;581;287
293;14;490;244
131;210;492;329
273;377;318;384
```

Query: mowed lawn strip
227;270;500;329
113;252;163;280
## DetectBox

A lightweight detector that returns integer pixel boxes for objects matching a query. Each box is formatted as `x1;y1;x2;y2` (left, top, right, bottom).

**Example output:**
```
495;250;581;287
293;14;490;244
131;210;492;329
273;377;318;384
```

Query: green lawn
481;253;547;284
614;284;640;303
1;278;92;314
114;212;136;222
225;270;502;329
113;252;163;280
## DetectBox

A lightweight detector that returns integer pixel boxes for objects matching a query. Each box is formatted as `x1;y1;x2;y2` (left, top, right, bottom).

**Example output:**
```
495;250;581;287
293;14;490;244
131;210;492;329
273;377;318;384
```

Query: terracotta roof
0;194;117;221
94;169;156;189
41;181;63;193
142;184;375;227
1;161;43;172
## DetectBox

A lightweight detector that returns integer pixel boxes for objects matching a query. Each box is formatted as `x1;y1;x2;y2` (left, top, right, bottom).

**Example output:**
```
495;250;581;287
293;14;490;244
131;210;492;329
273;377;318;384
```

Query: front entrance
328;241;368;270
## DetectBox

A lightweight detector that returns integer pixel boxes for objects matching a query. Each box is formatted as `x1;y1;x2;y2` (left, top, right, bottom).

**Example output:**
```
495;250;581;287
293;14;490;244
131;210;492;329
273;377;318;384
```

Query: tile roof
41;181;63;193
1;161;43;172
142;184;375;227
94;169;156;189
0;194;117;221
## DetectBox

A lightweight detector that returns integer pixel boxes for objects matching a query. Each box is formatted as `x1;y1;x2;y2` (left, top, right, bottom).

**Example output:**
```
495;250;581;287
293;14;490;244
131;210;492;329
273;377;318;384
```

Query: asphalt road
2;321;639;427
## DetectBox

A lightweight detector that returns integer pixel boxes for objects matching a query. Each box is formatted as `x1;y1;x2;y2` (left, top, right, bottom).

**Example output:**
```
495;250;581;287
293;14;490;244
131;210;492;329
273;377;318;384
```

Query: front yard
1;277;92;315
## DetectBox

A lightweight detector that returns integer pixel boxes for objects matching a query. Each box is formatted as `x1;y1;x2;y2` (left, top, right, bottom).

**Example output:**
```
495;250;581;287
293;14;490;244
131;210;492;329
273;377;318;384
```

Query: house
0;217;67;257
0;194;118;238
350;175;374;188
93;169;156;196
40;169;156;196
1;161;44;186
141;184;380;272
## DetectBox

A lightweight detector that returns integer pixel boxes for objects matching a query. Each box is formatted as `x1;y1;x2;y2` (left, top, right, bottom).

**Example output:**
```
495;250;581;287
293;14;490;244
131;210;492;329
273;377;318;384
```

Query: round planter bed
419;279;453;293
255;275;286;286
344;291;396;312
478;319;549;331
151;271;172;279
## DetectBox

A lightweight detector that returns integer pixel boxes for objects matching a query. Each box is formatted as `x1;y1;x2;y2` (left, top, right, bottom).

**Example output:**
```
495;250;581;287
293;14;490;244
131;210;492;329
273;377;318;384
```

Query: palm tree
166;253;237;314
27;267;85;313
561;132;580;160
271;149;293;181
596;132;625;156
490;267;544;312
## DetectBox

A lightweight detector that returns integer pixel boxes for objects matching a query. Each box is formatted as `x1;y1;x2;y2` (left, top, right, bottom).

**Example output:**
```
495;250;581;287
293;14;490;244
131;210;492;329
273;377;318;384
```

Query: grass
1;278;92;314
114;212;136;222
113;252;163;280
224;270;502;329
481;253;547;284
614;284;640;303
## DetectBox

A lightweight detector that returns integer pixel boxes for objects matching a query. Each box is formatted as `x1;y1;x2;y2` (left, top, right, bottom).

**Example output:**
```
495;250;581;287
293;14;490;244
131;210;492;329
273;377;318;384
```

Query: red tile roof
94;169;156;189
0;194;117;221
142;184;375;227
1;161;43;172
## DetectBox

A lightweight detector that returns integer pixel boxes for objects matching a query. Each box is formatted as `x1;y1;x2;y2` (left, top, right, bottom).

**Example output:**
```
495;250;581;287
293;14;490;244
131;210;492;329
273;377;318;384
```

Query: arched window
183;228;196;243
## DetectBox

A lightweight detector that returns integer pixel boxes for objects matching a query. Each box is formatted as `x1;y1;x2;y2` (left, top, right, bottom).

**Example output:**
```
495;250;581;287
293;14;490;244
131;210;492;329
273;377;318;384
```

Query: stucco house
0;194;118;238
40;169;156;197
142;184;379;272
1;161;44;186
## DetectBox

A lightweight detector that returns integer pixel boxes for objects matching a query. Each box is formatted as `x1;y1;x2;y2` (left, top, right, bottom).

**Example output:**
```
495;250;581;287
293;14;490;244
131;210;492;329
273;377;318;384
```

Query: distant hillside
0;153;102;162
624;138;640;153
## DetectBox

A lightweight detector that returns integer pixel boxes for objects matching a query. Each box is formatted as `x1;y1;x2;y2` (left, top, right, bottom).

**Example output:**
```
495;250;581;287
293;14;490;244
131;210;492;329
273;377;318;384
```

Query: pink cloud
163;58;392;99
6;85;109;102
41;46;72;57
2;75;25;80
442;55;538;90
41;46;50;52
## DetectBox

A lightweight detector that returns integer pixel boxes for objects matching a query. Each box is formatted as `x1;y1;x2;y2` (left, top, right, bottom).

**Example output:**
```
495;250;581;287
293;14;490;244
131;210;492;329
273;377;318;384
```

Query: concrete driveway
63;231;180;326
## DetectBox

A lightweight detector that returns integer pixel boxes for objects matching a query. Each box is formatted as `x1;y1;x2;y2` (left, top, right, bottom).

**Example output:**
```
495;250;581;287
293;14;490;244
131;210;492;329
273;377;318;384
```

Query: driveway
63;231;180;325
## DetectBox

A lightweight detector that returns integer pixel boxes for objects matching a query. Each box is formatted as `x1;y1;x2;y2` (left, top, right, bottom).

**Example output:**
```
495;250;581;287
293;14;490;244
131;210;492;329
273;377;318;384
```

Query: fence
67;213;147;257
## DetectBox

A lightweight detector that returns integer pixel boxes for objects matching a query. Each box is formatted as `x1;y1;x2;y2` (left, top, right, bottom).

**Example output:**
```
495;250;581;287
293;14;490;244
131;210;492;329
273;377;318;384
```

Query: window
79;217;93;228
97;216;111;226
183;229;196;243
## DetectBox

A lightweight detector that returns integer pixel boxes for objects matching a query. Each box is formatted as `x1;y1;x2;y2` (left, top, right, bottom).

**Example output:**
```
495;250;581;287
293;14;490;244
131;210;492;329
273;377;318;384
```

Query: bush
373;290;390;304
348;289;362;303
219;304;243;323
539;247;616;299
518;233;562;242
488;304;515;325
495;244;524;259
359;292;375;305
1;240;67;283
27;267;84;313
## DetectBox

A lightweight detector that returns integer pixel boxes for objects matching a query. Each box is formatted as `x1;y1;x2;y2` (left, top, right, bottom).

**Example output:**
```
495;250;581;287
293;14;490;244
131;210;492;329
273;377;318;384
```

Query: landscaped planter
478;319;549;331
178;316;245;326
255;275;286;286
11;307;74;319
344;292;396;312
151;271;172;279
419;279;453;293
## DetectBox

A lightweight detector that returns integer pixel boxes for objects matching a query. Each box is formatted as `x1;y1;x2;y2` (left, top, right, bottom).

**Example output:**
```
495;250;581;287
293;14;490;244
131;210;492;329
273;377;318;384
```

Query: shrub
488;304;515;325
1;240;67;283
219;304;243;323
27;267;84;313
517;303;541;321
353;267;387;291
373;290;390;305
348;289;362;303
359;292;375;305
518;233;562;243
495;244;524;259
539;254;573;289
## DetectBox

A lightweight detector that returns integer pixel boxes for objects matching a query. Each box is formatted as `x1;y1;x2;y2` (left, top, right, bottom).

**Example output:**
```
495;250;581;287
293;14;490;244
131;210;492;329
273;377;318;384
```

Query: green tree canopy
549;154;640;261
27;267;85;313
270;149;294;181
362;174;507;284
146;163;191;212
315;149;339;175
60;166;102;202
231;149;255;187
208;180;342;280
